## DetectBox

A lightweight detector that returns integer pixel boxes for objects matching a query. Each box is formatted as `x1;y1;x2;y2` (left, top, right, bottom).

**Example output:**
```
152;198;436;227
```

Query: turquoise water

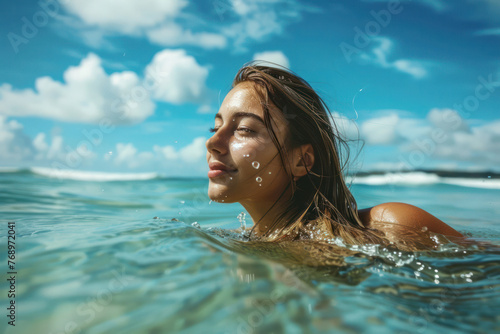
1;169;499;334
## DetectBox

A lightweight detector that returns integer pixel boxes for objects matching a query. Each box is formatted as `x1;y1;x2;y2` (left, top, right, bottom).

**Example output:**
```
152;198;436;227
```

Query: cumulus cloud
359;108;500;168
223;0;308;50
113;143;154;169
405;0;500;25
426;108;470;133
253;51;290;68
58;0;309;51
154;137;207;163
0;115;207;172
359;37;429;79
146;22;227;49
0;116;34;163
62;0;188;34
146;49;210;105
0;116;97;168
111;137;207;169
330;112;361;141
0;50;210;124
0;54;154;124
360;113;403;145
354;108;500;169
410;114;500;165
32;133;67;162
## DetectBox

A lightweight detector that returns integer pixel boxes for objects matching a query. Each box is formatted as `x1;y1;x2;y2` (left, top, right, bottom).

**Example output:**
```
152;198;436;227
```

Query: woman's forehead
221;82;262;112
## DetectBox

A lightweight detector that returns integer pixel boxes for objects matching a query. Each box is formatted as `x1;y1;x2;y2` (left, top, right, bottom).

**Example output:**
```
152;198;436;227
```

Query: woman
206;63;463;250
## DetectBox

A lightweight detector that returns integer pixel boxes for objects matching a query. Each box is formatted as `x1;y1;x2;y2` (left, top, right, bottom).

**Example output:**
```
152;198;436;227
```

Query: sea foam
30;167;159;182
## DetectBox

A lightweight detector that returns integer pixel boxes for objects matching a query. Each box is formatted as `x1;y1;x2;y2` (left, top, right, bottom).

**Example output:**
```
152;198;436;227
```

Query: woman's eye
209;126;255;134
236;128;254;134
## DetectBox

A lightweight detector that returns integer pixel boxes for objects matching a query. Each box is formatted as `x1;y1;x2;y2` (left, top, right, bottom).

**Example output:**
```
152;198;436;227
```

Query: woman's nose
206;128;228;155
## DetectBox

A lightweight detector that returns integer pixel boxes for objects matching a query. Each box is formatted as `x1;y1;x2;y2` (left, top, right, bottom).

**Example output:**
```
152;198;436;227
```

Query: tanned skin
358;202;463;238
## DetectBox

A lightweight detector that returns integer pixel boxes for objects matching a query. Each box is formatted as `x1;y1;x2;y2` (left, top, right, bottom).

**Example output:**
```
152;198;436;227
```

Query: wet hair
233;62;386;245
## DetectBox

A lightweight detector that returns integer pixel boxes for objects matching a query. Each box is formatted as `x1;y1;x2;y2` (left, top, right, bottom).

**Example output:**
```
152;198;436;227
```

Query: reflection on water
2;172;499;334
5;216;500;334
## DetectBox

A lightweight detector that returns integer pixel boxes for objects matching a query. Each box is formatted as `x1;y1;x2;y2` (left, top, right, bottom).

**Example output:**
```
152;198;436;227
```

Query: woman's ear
291;144;314;181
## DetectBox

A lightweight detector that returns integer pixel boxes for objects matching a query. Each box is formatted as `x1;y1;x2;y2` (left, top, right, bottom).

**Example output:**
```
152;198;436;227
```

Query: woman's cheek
230;141;257;161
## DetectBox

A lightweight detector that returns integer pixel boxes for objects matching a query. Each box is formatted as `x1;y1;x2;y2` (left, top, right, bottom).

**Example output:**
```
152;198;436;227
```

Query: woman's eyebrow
214;112;265;124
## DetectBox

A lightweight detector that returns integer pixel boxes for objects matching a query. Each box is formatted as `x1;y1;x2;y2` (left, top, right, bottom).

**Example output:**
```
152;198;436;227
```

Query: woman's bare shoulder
358;202;463;238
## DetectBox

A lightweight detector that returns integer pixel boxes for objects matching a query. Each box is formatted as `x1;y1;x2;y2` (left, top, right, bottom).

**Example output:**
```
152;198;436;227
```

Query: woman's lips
208;169;232;178
208;161;237;178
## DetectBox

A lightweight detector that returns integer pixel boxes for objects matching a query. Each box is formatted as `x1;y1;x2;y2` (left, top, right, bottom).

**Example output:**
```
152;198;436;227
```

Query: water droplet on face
252;161;260;169
256;177;262;183
421;226;428;232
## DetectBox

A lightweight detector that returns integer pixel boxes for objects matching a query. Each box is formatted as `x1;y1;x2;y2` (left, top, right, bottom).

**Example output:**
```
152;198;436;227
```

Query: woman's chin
208;188;232;203
209;195;234;203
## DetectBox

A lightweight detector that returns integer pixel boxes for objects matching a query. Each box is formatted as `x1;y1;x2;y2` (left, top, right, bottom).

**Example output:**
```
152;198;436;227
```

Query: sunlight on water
1;170;499;334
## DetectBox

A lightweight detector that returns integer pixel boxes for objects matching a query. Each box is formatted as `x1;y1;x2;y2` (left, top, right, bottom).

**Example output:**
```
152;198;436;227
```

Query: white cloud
426;108;470;133
428;119;500;164
111;136;207;169
222;0;308;50
62;0;188;34
359;37;429;79
154;136;207;163
330;112;360;141
145;49;210;105
0;116;34;162
360;113;402;145
357;108;500;169
59;0;309;51
179;137;207;163
253;51;290;68
394;108;500;166
146;23;227;49
33;133;66;162
406;0;500;25
0;50;211;124
113;143;154;169
0;116;98;168
0;54;154;125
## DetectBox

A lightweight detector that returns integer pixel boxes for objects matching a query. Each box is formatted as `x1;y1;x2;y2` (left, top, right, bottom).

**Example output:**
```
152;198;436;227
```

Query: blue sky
1;0;499;176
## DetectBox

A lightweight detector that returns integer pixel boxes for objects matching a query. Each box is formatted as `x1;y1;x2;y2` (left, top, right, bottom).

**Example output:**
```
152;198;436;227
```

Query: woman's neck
239;193;291;237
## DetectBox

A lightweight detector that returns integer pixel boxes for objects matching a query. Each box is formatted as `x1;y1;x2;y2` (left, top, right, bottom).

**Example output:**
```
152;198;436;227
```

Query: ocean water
1;168;499;334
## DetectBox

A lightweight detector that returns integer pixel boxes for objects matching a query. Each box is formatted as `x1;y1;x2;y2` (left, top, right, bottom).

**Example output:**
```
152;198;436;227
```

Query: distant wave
349;172;500;189
0;167;27;173
30;167;160;181
1;167;498;189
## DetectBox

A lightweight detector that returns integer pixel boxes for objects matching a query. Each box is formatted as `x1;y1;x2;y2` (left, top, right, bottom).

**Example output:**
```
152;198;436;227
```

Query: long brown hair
233;62;386;245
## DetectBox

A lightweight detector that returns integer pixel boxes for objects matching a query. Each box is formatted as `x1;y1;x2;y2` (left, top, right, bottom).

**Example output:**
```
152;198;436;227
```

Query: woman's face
206;82;291;205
